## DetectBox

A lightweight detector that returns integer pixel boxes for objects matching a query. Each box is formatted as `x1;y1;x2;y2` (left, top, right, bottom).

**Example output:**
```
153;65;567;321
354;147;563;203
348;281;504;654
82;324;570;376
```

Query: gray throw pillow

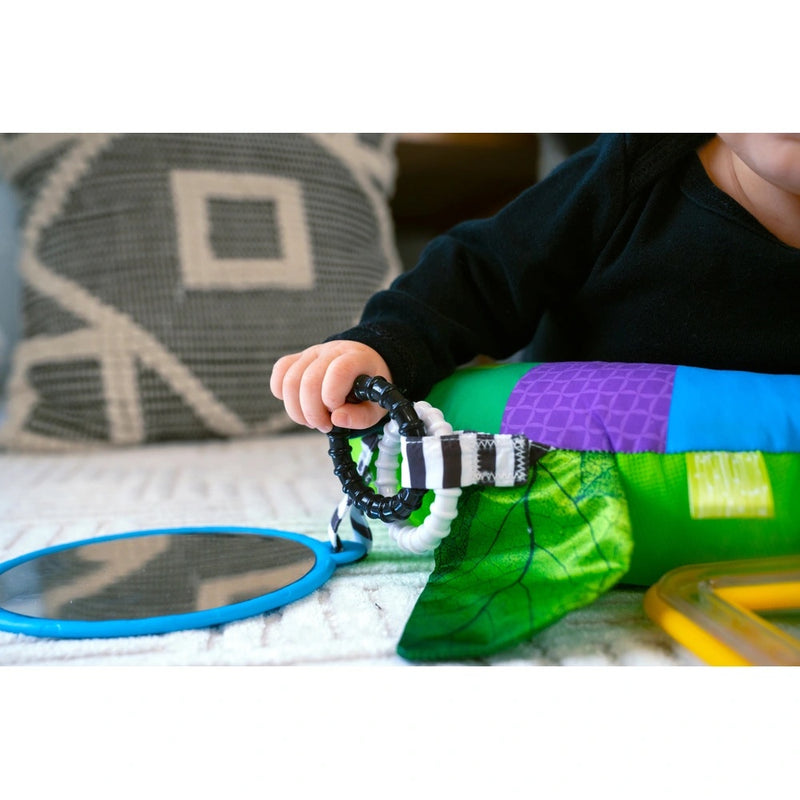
0;133;401;450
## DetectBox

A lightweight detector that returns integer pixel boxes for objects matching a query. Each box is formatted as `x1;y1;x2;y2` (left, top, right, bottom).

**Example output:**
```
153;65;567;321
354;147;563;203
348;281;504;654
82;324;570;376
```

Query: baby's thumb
330;402;387;432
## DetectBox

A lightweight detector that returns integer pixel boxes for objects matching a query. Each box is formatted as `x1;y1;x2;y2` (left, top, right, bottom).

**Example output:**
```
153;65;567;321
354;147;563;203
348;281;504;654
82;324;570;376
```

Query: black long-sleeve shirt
331;133;800;400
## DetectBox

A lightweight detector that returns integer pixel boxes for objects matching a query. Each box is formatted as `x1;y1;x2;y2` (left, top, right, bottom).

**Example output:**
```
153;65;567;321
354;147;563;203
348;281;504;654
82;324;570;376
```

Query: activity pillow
372;361;800;661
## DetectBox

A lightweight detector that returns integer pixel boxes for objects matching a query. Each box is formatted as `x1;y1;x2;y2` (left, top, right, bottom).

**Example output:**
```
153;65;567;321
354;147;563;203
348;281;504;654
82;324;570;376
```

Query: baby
271;133;800;433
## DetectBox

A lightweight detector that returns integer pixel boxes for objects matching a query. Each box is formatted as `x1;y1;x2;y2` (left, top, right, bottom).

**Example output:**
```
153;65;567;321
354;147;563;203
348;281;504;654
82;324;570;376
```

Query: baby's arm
270;340;392;432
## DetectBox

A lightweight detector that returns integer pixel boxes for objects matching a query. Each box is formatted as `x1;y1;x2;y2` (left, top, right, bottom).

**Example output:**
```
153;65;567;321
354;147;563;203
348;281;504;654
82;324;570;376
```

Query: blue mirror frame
0;526;366;639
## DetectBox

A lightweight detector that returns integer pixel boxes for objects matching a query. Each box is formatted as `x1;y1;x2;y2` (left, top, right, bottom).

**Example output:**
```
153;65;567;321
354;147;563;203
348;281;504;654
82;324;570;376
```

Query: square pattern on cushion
0;133;401;450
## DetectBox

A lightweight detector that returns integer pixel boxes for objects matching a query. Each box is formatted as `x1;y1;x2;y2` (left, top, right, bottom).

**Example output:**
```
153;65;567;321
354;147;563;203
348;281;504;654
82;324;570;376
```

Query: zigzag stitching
512;435;530;485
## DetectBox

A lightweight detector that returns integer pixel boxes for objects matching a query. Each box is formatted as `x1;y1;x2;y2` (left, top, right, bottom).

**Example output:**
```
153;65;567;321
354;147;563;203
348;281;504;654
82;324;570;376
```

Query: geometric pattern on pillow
0;133;401;450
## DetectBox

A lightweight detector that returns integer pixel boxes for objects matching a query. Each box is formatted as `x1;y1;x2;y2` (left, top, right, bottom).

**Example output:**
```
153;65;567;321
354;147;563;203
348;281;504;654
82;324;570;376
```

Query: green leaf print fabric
398;450;633;661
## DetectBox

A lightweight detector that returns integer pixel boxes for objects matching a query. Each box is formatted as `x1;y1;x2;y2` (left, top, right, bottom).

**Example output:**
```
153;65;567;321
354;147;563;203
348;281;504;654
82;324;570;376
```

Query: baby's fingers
270;353;300;400
322;354;391;431
297;355;340;432
272;349;326;429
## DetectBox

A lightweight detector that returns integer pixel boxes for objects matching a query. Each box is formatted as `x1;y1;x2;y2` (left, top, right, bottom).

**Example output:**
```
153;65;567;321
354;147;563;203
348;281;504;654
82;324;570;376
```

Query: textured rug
0;430;696;666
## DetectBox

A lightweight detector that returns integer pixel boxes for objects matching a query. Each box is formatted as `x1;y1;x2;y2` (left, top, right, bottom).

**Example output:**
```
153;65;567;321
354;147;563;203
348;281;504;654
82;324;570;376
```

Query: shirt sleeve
328;133;630;400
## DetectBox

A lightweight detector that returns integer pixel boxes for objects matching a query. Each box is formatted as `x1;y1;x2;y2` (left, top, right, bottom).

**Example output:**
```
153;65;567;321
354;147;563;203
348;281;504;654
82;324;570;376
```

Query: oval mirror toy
0;527;365;639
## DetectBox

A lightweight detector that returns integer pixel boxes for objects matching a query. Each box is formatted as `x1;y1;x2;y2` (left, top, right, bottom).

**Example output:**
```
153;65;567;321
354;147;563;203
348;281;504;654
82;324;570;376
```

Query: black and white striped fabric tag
400;432;549;489
328;432;379;552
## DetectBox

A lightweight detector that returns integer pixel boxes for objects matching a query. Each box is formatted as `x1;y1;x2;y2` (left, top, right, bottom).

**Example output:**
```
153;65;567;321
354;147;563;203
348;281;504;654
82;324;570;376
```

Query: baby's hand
270;341;393;432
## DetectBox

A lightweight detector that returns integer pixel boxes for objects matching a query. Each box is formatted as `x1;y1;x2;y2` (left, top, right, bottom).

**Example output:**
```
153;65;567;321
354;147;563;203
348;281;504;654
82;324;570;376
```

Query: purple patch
500;362;676;453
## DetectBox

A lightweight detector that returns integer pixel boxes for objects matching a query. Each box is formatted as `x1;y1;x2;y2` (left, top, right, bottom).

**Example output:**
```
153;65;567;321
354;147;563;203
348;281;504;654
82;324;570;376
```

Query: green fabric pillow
395;361;800;660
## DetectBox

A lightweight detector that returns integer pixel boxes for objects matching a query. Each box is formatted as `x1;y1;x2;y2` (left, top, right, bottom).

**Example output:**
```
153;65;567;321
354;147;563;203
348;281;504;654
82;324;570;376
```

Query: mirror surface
0;532;317;621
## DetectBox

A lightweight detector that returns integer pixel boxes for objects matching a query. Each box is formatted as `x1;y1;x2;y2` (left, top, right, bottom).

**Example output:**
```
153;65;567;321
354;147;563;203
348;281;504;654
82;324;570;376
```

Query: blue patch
666;366;800;453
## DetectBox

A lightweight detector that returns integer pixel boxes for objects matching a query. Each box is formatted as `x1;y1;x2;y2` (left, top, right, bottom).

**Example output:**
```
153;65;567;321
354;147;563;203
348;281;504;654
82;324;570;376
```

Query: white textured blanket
0;431;696;666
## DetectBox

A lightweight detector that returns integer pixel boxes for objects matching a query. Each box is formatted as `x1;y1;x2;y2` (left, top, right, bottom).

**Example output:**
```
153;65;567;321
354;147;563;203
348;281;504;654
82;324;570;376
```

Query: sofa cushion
0;133;400;449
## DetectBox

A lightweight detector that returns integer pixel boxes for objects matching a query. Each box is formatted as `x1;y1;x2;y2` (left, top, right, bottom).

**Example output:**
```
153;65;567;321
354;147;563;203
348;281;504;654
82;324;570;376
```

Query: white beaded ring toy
374;401;461;554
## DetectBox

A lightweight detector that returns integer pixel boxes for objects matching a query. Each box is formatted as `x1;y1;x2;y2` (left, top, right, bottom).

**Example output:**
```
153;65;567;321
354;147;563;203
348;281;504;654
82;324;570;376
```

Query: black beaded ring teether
327;375;428;522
